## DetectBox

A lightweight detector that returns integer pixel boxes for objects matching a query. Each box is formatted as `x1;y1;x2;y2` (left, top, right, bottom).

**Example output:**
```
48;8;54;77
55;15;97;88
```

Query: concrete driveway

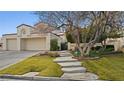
0;51;39;70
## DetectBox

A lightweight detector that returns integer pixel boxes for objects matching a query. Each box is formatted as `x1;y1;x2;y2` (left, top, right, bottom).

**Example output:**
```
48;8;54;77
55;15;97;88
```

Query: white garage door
24;38;46;50
7;39;17;50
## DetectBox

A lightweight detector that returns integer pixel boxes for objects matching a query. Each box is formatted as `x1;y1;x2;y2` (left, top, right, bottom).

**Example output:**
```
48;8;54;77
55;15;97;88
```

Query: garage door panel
7;39;17;50
24;38;46;50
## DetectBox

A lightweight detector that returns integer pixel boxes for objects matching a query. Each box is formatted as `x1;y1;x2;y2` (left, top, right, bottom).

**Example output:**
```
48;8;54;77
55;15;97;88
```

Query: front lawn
0;56;63;77
81;54;124;80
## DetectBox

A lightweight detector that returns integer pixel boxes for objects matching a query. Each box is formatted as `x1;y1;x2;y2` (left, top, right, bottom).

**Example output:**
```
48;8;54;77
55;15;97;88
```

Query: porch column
17;37;21;51
3;37;7;50
68;42;71;50
46;33;50;50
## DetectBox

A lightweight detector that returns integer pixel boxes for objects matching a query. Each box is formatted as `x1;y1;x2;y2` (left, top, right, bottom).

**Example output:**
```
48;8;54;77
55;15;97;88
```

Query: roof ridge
16;24;35;28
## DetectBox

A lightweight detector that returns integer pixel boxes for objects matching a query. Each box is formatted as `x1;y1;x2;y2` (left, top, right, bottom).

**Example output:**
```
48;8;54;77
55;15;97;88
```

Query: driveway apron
0;51;39;70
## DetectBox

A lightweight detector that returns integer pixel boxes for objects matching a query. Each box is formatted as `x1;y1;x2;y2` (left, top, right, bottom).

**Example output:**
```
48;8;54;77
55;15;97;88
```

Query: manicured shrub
89;50;100;57
73;50;81;57
50;39;59;51
105;45;114;51
94;46;102;50
89;45;114;57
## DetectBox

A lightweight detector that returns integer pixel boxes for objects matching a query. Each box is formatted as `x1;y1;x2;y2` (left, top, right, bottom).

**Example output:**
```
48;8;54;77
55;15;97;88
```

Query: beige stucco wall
68;41;121;51
3;37;50;51
0;38;2;43
0;47;2;50
2;24;61;51
106;38;123;51
17;25;34;37
2;34;17;50
2;33;51;51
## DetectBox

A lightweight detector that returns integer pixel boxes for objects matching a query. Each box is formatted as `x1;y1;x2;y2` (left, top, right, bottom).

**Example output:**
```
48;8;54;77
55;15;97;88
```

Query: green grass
81;54;124;80
0;56;63;77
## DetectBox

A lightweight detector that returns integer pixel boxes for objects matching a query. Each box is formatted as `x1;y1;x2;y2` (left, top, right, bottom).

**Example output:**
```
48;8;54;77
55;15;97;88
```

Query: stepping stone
62;72;99;80
59;52;71;54
59;51;69;53
62;67;86;73
60;54;72;57
58;62;81;67
62;73;86;77
23;72;39;77
54;57;78;62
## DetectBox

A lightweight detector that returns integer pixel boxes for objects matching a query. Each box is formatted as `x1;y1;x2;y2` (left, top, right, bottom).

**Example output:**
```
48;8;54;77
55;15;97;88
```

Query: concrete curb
0;74;81;81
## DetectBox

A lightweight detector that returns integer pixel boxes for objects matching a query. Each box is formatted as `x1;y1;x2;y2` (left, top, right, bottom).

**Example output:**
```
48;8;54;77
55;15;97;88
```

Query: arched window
21;28;26;35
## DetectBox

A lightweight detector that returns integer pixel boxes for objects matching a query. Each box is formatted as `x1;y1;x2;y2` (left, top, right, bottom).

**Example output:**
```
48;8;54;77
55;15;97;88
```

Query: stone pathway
54;51;99;80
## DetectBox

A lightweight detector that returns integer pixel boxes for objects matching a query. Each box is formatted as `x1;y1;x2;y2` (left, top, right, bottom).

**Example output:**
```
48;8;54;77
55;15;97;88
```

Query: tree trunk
102;39;106;51
85;42;95;56
77;45;83;57
82;43;89;56
85;46;91;56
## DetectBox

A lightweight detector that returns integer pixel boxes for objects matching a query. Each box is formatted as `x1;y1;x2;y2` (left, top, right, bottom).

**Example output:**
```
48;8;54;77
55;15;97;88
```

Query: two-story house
1;23;63;51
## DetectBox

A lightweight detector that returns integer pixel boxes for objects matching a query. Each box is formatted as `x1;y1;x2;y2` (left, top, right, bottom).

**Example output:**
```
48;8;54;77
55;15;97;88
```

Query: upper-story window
21;28;26;35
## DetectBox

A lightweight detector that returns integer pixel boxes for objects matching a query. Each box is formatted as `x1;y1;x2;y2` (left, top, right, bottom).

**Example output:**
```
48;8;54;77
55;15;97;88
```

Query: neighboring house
52;30;67;43
106;37;124;51
68;37;124;51
1;23;63;51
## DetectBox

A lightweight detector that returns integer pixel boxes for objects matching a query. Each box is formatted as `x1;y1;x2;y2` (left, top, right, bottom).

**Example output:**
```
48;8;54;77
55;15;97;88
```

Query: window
23;30;26;34
21;28;26;35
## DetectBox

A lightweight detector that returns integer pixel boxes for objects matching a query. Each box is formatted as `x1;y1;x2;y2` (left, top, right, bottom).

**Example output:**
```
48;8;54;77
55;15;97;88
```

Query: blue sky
0;11;39;36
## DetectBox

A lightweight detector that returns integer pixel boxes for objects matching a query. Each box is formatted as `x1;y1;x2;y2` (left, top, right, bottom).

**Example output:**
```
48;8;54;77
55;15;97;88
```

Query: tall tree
82;12;124;55
35;11;124;57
